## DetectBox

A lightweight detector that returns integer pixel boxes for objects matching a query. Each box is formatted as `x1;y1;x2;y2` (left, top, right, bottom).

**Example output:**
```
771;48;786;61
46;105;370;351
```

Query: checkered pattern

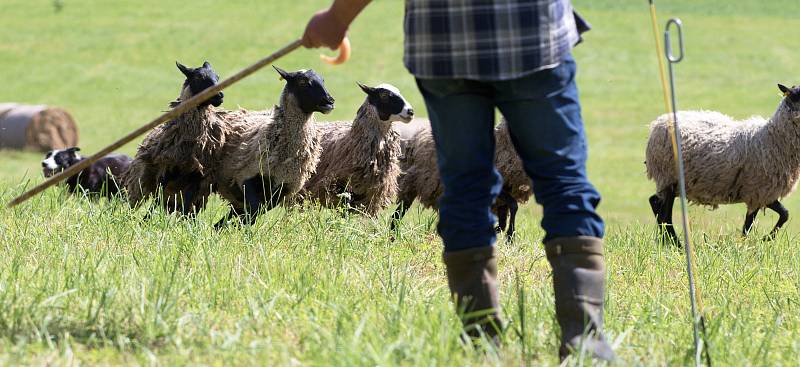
404;0;584;81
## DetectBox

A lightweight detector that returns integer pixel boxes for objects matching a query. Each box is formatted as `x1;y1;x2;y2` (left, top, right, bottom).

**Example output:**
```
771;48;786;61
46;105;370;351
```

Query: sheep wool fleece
216;92;322;207
397;121;532;210
303;101;402;215
124;102;232;206
646;106;800;212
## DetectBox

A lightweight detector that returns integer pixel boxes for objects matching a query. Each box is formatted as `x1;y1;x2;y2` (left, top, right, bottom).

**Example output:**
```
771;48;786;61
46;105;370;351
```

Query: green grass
1;0;800;365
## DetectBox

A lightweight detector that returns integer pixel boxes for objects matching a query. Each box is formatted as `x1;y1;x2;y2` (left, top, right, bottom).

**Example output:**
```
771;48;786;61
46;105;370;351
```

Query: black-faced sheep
123;61;228;215
213;67;334;226
301;83;413;215
42;147;131;198
390;119;532;239
646;84;800;244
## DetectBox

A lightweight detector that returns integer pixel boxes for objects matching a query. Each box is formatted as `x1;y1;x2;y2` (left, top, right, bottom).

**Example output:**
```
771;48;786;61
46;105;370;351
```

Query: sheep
392;117;428;154
42;147;132;199
213;67;334;227
123;61;228;215
390;119;532;239
493;121;534;235
646;84;800;244
301;83;414;215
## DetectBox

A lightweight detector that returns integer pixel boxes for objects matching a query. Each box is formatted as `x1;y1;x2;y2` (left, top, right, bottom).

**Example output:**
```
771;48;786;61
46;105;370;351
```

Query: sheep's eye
380;92;389;100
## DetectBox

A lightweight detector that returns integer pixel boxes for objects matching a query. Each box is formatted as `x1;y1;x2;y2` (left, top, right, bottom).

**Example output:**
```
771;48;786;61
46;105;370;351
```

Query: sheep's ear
202;61;212;70
779;84;791;97
67;147;80;152
176;62;192;77
357;82;375;95
273;66;291;81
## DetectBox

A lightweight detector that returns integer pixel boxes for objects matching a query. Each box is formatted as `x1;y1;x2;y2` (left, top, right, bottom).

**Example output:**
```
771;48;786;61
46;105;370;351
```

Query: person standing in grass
302;0;614;361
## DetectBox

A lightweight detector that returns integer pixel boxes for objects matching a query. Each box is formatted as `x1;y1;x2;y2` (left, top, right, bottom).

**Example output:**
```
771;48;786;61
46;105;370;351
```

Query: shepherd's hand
301;0;371;49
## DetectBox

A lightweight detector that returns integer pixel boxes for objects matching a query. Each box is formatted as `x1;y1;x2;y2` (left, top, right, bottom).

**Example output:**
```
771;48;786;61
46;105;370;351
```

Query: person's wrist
327;4;355;31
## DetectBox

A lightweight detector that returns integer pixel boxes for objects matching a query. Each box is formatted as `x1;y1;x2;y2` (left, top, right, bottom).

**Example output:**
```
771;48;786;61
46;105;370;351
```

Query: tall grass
2;183;800;365
2;0;800;365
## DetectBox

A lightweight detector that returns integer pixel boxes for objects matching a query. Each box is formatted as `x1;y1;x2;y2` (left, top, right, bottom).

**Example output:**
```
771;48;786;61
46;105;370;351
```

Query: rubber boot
545;236;616;362
443;246;504;344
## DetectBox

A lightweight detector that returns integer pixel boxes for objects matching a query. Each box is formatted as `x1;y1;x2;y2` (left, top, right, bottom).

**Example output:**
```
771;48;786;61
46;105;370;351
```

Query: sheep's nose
218;92;224;98
41;161;47;168
407;108;414;116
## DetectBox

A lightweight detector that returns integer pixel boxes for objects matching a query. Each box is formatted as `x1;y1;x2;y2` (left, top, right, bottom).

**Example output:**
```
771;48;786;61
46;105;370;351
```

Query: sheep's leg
214;206;244;230
742;209;758;236
242;176;267;225
178;176;201;216
648;194;661;218
655;186;680;247
765;201;789;241
390;197;414;232
495;205;508;233
495;190;517;241
506;196;519;242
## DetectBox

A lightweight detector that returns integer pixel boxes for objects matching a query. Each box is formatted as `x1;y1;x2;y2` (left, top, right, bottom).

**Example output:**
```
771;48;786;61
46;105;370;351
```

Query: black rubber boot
443;246;504;344
545;236;616;362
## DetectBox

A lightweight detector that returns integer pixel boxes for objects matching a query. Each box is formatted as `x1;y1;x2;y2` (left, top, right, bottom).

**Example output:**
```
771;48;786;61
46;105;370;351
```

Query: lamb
123;61;228;215
646;84;800;244
391;119;532;239
301;83;414;215
213;67;334;226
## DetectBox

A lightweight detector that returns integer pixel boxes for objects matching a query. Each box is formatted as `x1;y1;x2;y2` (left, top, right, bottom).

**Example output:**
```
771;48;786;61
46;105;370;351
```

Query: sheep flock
113;61;531;236
52;60;800;247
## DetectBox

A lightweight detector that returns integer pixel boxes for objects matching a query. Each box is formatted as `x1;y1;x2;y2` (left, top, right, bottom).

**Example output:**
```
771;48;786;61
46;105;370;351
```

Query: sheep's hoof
213;220;230;231
762;232;778;242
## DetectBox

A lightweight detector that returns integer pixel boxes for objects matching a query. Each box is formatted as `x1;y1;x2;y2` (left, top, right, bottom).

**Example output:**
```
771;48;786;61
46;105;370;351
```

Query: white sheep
391;119;532;239
302;83;414;215
213;67;334;226
646;84;800;243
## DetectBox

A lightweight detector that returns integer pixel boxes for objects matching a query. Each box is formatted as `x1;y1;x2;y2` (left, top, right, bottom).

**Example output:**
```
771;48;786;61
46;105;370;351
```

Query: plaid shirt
404;0;587;81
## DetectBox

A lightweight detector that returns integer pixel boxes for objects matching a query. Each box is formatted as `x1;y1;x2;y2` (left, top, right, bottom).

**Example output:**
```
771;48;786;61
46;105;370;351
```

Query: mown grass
1;0;800;365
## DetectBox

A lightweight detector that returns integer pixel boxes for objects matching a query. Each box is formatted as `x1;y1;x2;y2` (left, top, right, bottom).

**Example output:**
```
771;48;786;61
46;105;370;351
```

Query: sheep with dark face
390;119;532;240
42;147;131;198
301;83;414;215
214;67;334;226
123;61;229;215
646;84;800;244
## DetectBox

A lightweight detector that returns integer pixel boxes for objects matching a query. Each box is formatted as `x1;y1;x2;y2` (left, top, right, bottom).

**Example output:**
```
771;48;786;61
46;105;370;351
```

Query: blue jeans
416;54;604;251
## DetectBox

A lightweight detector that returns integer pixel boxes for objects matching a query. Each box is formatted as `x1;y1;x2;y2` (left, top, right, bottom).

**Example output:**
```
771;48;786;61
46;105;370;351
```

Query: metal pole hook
665;18;684;63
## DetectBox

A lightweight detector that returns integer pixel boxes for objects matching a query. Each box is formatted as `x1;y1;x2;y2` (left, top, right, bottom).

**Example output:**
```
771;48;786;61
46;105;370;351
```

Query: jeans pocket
508;55;576;100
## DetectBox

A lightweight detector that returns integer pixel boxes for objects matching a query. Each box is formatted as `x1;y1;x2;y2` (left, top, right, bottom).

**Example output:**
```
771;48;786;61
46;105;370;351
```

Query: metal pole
665;18;709;367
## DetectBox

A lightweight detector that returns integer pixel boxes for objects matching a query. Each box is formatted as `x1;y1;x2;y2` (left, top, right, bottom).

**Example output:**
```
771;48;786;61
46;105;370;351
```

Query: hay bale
0;104;79;151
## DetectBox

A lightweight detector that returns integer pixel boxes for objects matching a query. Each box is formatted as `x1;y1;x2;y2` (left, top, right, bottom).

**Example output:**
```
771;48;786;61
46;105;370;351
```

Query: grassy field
1;0;800;365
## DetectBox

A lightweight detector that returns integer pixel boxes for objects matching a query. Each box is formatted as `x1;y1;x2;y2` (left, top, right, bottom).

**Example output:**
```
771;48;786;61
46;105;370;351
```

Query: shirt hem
406;61;562;82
